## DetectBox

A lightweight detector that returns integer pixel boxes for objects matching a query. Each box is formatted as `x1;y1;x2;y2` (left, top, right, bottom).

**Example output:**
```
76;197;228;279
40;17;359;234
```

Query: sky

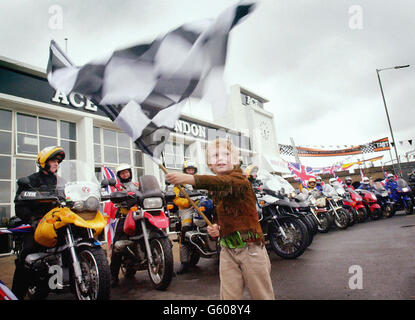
1;0;415;169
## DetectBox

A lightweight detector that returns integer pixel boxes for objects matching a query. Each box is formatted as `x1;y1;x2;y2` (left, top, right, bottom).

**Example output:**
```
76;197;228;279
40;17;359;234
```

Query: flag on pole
47;1;256;163
102;166;120;250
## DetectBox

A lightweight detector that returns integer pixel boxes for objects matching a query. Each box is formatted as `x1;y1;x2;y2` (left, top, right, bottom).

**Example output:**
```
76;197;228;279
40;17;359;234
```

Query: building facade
0;56;285;232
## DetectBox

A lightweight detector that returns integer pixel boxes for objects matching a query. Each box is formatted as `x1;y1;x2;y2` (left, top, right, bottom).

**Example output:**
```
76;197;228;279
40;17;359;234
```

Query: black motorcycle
165;188;219;271
254;171;310;259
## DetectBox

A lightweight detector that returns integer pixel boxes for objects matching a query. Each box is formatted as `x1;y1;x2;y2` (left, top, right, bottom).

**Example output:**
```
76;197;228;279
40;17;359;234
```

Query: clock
259;120;271;141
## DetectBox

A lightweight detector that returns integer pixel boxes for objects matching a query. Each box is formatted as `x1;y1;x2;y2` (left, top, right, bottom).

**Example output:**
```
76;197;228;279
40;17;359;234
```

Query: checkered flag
279;144;294;156
47;1;256;162
360;143;374;154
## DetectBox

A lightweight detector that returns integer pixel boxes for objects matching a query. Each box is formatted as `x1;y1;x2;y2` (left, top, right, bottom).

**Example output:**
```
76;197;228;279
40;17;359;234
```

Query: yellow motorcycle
14;161;111;300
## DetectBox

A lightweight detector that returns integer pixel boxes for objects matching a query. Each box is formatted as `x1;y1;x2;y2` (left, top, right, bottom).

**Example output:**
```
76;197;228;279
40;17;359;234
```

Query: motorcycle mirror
100;179;109;188
17;176;31;188
108;178;117;186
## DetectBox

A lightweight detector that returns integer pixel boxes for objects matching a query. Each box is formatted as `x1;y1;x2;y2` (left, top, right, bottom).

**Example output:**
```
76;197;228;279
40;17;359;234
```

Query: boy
166;138;274;300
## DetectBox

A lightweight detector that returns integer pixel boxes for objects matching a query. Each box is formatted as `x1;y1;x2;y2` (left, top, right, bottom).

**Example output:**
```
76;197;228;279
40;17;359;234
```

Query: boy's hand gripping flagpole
158;164;213;227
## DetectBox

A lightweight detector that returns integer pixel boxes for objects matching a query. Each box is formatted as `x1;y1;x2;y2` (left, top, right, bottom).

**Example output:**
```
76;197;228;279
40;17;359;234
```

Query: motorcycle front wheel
317;212;330;233
74;246;111;300
334;209;349;229
148;237;173;291
383;204;394;218
357;208;368;222
269;218;308;259
405;199;414;215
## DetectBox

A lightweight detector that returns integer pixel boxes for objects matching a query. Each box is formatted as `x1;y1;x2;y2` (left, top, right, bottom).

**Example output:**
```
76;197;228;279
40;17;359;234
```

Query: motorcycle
331;182;357;227
345;188;368;223
300;188;331;233
107;174;173;290
254;170;310;259
388;178;414;215
165;188;219;270
355;188;382;220
12;160;111;300
372;182;395;218
321;184;350;229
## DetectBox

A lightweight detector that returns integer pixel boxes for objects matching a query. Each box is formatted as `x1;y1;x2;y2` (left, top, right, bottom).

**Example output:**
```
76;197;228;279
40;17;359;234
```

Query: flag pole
158;163;213;227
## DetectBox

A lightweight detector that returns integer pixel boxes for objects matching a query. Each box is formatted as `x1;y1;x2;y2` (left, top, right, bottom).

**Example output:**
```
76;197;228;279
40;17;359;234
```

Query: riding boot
177;262;189;275
110;252;122;287
11;259;29;300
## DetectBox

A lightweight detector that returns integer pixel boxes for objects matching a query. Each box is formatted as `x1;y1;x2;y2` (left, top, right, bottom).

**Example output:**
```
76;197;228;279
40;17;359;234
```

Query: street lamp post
376;64;410;178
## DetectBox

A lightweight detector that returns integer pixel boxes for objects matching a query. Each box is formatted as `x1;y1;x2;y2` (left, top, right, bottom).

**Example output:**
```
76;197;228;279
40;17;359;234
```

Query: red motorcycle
344;189;367;222
107;175;174;290
356;189;382;220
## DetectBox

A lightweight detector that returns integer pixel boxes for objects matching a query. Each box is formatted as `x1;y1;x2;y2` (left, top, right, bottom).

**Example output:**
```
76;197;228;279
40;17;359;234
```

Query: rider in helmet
343;176;354;190
329;177;337;186
174;160;205;274
12;146;65;299
315;176;323;191
115;163;140;192
307;177;317;190
358;176;373;191
245;165;261;188
110;163;140;287
384;173;398;193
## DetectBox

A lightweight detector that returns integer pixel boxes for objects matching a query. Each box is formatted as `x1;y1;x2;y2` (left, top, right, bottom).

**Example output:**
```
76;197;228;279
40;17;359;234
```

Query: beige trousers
219;244;275;300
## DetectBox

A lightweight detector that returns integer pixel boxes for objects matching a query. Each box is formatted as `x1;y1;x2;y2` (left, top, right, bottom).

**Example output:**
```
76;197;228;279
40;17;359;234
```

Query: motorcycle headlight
402;187;409;192
85;196;100;211
310;198;317;205
143;197;163;209
72;200;84;211
316;198;326;207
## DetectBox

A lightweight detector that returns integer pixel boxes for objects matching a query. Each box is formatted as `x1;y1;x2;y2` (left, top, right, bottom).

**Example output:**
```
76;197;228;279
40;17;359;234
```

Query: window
0;109;12;227
162;140;193;171
15;113;77;159
94;127;144;181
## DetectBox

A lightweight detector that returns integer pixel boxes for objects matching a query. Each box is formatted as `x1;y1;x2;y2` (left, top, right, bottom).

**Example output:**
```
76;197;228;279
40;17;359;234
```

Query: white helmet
329;178;337;185
362;176;370;184
116;163;132;183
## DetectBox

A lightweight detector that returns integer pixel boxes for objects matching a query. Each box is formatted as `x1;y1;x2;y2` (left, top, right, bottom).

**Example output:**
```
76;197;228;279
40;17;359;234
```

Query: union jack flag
102;166;121;251
287;162;316;184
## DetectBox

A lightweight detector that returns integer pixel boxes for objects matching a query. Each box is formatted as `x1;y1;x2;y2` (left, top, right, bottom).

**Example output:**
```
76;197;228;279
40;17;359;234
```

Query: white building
0;56;287;234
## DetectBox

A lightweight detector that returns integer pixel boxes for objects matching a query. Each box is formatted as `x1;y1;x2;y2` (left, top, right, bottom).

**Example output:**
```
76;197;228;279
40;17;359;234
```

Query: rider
357;176;374;191
343;176;354;190
245;165;261;189
307;177;317;190
384;173;398;193
329;177;338;186
110;163;140;287
12;146;66;299
315;176;323;191
174;160;204;275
